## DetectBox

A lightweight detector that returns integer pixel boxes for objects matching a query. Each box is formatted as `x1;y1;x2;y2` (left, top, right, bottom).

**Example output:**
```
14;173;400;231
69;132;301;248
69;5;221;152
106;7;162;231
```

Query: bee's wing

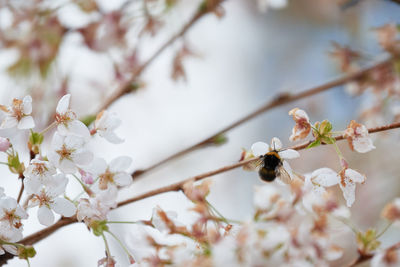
276;165;292;184
243;157;263;171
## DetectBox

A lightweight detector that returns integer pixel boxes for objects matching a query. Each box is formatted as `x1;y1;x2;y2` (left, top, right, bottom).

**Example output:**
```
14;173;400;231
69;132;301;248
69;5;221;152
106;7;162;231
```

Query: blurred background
0;0;400;265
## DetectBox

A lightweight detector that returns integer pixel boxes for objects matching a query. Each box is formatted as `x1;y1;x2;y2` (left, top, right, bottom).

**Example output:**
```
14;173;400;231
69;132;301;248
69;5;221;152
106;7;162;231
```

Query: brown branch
348;242;400;267
1;121;399;265
98;0;225;112
132;57;396;178
120;121;400;207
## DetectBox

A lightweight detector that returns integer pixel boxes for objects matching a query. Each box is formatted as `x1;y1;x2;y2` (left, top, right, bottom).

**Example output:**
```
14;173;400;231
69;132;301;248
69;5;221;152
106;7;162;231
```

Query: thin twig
132;57;395;178
0;121;399;264
98;0;225;112
347;242;400;267
16;179;24;204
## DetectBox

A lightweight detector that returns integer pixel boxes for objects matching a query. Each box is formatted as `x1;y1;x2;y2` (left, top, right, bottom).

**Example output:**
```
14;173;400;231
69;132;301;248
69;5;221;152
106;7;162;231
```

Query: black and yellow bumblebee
253;150;292;184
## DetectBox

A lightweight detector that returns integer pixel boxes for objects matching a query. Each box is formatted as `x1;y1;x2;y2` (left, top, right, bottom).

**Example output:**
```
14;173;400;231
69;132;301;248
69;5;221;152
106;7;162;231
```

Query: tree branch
1;121;399;265
132;57;396;178
98;0;225;112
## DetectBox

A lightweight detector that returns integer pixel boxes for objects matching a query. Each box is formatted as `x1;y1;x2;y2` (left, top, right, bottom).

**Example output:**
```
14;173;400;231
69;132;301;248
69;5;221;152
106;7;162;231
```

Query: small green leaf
307;139;321;149
29;131;44;145
18;246;36;259
91;220;109;236
322;136;336;145
80;114;96;127
212;134;228;145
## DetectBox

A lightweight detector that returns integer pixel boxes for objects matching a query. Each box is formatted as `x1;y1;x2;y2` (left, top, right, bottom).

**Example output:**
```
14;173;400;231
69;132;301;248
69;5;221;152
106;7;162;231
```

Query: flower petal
17;116;35;129
50;198;76;217
345;169;365;183
113;173;132;187
353;137;375;153
270;137;282;151
312;168;339;187
278;149;299;159
56;94;71;114
251;142;269;157
38;206;55;226
22;95;32;115
73;151;93;166
110;156;132;172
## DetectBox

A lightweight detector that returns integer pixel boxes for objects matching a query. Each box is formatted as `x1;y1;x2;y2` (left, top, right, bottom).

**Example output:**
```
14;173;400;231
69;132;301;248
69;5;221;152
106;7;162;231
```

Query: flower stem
376;221;393;238
105;230;134;260
40;121;56;135
106;221;139;224
101;233;112;259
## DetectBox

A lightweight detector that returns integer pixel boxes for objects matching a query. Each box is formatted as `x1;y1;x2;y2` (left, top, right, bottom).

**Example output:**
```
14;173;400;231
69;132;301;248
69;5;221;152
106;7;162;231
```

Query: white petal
312;168;339;187
251;142;269;157
51;132;64;149
69;120;90;140
38;206;55;226
17;116;35;129
64;135;85;150
340;180;356;207
278;149;299;159
113;173;132;187
110;156;132;172
56;94;71;114
59;159;78;174
345;169;365;183
73;151;93;166
89;157;108;174
282;160;293;179
270;137;282;151
1;116;18;129
47;151;61;168
103;132;124;144
50;198;76;217
24;177;41;195
353;137;375;153
47;173;68;196
22;95;33;114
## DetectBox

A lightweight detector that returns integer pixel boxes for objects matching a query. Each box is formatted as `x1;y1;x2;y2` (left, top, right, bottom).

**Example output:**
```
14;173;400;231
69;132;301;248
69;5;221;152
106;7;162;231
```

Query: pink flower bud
0;137;10;152
79;169;94;185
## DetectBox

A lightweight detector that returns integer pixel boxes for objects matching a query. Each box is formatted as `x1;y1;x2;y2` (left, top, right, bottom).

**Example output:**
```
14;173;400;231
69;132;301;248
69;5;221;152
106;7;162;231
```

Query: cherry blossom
55;94;90;140
0;224;22;255
338;168;366;207
344;120;375;153
251;137;300;181
25;173;76;226
47;132;93;174
0;197;28;231
288;108;311;141
24;159;56;185
76;186;117;226
0;137;10;152
0;95;35;130
303;168;339;195
92;110;123;144
90;156;132;190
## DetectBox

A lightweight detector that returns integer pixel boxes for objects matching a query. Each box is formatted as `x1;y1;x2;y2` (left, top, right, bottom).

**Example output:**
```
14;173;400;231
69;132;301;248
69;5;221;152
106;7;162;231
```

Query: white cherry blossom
90;156;132;190
25;173;76;226
0;197;28;231
303;168;339;195
338;168;366;207
93;110;123;144
371;247;400;267
55;94;90;140
0;224;22;255
0;95;35;129
344;120;375;153
24;159;56;185
76;186;117;226
288;108;311;141
47;132;93;174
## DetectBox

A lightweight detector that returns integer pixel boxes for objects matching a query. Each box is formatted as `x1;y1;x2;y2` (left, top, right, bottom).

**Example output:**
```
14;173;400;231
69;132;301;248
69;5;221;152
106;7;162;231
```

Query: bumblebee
254;150;291;184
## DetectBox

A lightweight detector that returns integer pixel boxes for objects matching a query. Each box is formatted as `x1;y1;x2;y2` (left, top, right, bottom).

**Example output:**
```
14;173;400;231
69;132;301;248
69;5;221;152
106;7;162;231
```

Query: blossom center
56;145;74;160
